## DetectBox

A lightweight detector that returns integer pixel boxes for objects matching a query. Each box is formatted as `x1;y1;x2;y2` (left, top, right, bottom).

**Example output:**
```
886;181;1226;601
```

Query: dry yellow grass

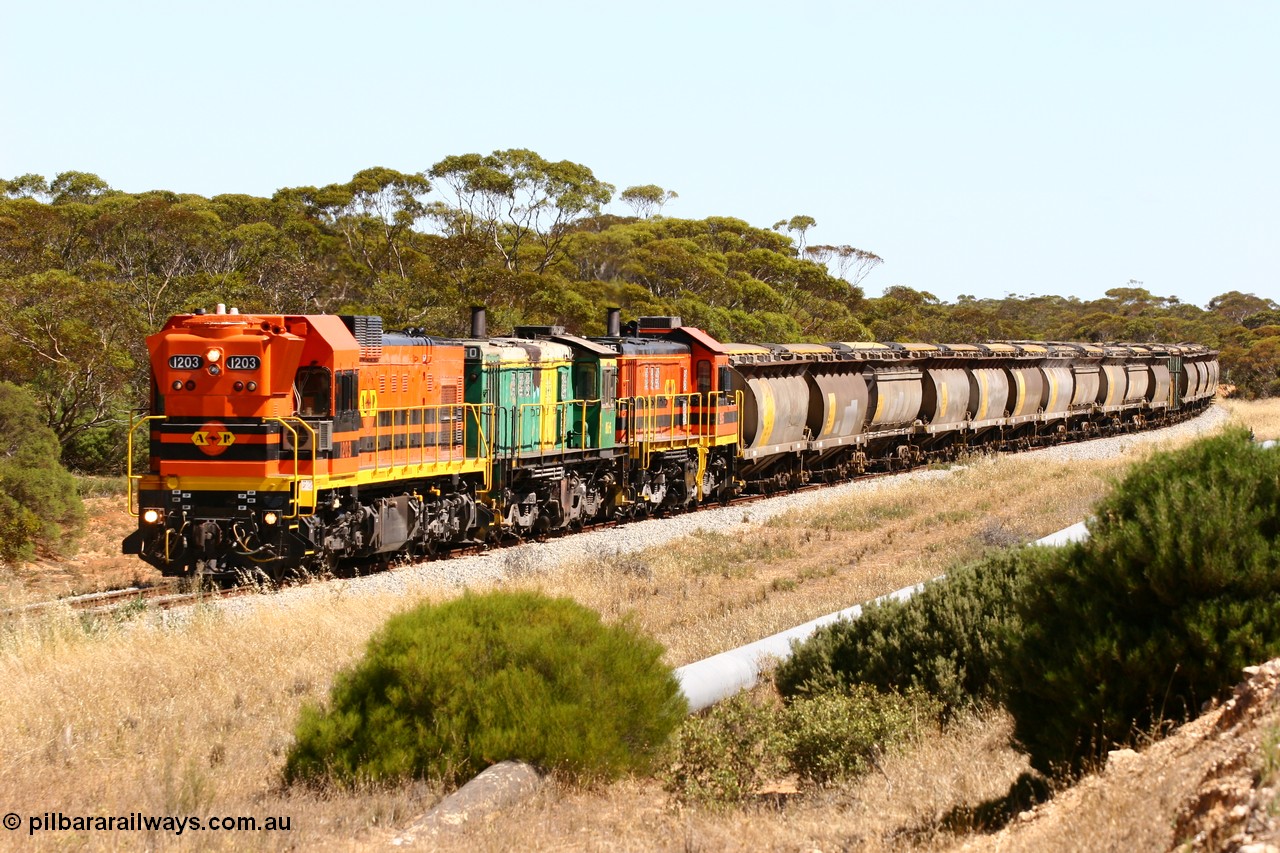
0;401;1273;851
0;593;449;850
421;710;1030;853
1224;396;1280;441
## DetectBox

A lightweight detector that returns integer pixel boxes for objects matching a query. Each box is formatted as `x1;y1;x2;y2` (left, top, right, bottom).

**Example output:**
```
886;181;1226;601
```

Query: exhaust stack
606;307;621;337
470;306;487;339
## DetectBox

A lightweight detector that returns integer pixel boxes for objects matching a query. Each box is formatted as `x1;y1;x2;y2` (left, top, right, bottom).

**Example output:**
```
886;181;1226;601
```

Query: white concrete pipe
673;519;1090;713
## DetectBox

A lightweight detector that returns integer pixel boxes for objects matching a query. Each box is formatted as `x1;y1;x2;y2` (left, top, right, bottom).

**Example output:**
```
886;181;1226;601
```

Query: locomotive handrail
465;403;493;490
125;413;166;517
514;399;599;455
632;396;654;468
267;417;317;519
370;401;486;476
559;398;604;450
621;392;727;468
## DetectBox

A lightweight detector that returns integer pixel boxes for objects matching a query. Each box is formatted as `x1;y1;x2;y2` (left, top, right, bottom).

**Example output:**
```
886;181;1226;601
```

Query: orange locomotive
124;306;489;580
600;314;739;512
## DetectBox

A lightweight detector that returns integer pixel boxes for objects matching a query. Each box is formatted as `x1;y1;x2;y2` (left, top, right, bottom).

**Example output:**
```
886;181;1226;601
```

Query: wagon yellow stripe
759;381;776;446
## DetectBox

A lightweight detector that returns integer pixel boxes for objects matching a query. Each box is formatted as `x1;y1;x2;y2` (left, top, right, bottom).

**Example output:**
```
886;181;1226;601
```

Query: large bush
284;591;687;787
1004;427;1280;776
0;382;84;564
775;548;1045;715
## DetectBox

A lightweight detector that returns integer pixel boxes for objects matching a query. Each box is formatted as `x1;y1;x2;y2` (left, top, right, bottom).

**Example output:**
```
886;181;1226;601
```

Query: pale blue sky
3;1;1276;309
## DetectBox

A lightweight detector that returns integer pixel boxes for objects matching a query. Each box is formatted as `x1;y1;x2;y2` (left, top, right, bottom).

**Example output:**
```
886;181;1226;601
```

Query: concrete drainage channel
674;520;1092;712
388;519;1095;846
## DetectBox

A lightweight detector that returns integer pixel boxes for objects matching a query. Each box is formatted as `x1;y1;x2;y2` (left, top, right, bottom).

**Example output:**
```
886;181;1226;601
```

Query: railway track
5;579;259;619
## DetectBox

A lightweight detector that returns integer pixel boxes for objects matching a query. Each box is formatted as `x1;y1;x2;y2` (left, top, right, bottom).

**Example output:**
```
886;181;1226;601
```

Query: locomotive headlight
205;347;222;363
142;508;163;524
262;511;279;526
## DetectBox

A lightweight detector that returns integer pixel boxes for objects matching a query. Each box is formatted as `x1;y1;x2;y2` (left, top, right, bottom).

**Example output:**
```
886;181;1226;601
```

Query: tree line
1;153;1276;478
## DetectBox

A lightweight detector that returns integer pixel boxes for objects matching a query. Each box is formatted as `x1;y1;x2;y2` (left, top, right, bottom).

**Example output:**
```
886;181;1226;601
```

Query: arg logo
191;421;236;456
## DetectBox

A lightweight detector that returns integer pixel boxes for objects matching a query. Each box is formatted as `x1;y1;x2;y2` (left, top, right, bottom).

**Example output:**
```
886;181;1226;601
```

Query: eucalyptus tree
1;173;51;200
301;167;431;283
803;244;884;287
1208;291;1277;325
49;171;114;205
0;270;141;453
429;149;614;274
619;184;678;218
772;214;817;254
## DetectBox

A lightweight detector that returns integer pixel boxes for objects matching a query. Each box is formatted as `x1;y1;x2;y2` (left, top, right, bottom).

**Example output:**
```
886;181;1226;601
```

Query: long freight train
123;306;1219;581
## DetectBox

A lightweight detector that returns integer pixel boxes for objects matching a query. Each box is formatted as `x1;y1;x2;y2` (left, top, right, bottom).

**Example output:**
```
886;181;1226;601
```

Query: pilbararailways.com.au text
6;811;291;836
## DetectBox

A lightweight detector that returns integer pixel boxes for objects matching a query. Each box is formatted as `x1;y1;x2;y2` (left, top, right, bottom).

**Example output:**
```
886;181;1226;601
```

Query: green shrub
1004;428;1280;777
776;548;1045;715
0;382;84;564
782;685;940;787
0;492;43;565
63;419;129;474
662;685;939;804
661;691;787;807
73;475;128;499
284;591;687;787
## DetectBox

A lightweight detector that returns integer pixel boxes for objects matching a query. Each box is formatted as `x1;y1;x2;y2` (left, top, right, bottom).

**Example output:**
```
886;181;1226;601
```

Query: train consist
124;306;1219;581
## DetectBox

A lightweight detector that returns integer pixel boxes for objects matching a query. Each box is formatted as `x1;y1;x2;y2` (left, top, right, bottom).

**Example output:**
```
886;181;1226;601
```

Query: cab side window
294;367;331;417
575;363;597;400
697;360;712;395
